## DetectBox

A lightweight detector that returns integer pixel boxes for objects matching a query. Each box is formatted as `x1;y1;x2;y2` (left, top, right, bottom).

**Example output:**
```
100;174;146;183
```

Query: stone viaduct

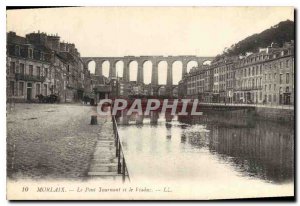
81;56;214;87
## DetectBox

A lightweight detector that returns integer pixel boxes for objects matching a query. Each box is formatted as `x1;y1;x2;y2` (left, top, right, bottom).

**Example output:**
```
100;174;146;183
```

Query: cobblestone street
7;103;111;180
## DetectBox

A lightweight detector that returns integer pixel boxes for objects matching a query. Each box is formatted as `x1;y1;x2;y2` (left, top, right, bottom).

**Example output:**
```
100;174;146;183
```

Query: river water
116;111;294;198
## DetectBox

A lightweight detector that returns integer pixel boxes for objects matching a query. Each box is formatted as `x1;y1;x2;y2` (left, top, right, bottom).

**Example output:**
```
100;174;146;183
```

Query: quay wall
254;107;294;122
199;105;294;123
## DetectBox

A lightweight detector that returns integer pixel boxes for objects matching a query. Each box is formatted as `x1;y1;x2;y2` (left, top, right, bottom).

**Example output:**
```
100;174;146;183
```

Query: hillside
221;20;294;57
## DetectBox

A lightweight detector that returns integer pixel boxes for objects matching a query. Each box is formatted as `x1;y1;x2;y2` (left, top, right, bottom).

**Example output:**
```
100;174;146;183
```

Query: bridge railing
112;115;130;182
198;102;294;110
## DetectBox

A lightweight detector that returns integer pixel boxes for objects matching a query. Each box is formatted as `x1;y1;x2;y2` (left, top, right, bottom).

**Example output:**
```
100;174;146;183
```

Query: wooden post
116;136;119;157
122;157;126;182
117;149;121;174
90;115;97;125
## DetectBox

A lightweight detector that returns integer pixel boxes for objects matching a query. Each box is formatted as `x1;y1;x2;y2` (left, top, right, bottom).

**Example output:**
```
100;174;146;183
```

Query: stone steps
88;171;122;176
88;119;121;180
91;158;118;164
89;165;117;172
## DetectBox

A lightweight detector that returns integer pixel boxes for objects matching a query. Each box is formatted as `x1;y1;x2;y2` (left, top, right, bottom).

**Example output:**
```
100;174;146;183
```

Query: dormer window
28;48;33;59
15;45;20;56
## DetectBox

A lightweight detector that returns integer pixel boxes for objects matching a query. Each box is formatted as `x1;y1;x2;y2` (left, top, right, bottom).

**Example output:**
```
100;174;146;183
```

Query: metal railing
198;102;294;110
112;115;130;182
15;73;46;82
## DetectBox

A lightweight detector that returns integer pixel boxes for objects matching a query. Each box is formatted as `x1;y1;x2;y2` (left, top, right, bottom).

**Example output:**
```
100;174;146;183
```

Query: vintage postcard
6;7;294;200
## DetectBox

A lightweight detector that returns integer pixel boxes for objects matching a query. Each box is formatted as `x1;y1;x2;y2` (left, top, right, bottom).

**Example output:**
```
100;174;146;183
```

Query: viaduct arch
82;55;214;87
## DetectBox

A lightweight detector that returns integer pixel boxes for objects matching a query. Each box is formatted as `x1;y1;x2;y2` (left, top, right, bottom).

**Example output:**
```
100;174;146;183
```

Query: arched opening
158;61;168;85
158;85;166;96
187;61;198;73
172;61;183;84
203;60;212;66
143;60;152;84
88;60;96;74
172;86;178;97
115;60;124;78
102;61;110;77
129;61;138;81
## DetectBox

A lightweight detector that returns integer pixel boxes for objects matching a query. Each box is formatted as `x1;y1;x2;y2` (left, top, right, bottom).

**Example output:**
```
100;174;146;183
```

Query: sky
6;7;294;84
7;7;294;57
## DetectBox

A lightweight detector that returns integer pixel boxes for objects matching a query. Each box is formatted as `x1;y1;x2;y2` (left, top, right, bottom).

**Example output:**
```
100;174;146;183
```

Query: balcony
15;73;46;82
239;85;263;91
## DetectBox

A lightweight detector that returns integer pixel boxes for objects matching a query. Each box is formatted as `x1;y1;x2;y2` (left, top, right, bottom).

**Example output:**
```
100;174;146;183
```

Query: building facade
261;42;294;105
179;41;294;106
7;31;92;103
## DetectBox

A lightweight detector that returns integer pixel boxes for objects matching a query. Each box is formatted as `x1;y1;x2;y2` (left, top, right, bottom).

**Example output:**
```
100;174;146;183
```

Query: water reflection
116;110;294;184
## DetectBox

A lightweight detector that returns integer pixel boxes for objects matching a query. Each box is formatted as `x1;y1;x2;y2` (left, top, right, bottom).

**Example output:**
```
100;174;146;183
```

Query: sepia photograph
5;6;295;200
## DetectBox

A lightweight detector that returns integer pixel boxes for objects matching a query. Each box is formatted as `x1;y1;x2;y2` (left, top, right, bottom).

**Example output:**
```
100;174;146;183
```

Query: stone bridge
81;56;214;87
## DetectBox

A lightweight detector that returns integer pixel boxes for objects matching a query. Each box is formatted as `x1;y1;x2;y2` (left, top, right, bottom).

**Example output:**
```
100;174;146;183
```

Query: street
7;103;109;180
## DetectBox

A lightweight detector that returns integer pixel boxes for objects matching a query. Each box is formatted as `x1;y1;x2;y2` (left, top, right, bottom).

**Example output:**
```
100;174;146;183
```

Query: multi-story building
234;41;294;105
7;32;53;102
211;60;220;102
203;66;214;103
178;41;294;106
183;65;214;102
178;78;187;99
185;68;198;98
210;57;237;103
234;51;265;104
261;41;294;105
7;31;90;103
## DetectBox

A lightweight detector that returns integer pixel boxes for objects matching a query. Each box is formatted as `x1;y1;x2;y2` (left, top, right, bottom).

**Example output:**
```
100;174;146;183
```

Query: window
29;48;33;58
19;63;25;74
260;65;262;75
274;73;277;80
45;68;48;78
269;84;271;90
43;84;47;96
259;91;262;100
274;84;276;91
280;61;283;68
286;87;289;93
15;45;20;56
29;65;33;76
286;60;289;67
9;81;15;96
18;82;24;96
10;62;15;75
36;84;40;95
273;94;276;102
259;78;262;86
37;66;41;77
286;73;290;84
280;74;283;84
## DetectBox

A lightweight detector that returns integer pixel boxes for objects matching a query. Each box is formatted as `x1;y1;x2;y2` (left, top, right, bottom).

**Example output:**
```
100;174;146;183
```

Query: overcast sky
7;7;294;57
7;7;294;83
